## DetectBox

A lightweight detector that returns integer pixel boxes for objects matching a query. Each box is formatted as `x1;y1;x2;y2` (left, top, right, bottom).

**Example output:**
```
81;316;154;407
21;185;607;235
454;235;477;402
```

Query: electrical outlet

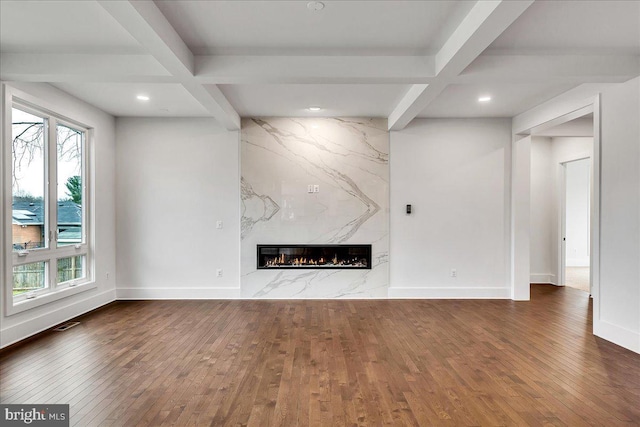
216;269;223;277
450;268;457;278
313;184;320;193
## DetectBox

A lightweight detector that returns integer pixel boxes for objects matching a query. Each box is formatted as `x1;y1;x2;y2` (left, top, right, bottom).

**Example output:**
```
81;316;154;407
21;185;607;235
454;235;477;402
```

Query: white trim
526;105;593;137
559;161;567;285
8;282;97;316
530;274;557;285
0;289;115;349
593;319;640;354
388;287;510;299
0;80;5;338
510;134;531;300
590;96;601;313
116;287;241;300
2;85;13;318
512;86;607;135
115;287;515;300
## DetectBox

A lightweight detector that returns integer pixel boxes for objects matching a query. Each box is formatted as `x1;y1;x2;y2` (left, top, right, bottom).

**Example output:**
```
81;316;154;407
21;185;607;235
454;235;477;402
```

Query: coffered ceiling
1;1;638;130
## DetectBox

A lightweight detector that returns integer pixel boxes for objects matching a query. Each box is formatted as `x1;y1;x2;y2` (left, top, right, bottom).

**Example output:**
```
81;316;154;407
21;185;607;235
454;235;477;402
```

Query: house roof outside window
12;199;81;227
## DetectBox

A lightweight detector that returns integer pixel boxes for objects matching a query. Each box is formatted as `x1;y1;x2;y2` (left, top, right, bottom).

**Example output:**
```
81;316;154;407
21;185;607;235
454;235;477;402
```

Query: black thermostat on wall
406;204;412;214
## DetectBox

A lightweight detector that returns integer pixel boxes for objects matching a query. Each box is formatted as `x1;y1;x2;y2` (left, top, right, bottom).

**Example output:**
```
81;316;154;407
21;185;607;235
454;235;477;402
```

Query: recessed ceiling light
308;106;322;112
478;96;491;103
136;95;150;101
307;1;324;11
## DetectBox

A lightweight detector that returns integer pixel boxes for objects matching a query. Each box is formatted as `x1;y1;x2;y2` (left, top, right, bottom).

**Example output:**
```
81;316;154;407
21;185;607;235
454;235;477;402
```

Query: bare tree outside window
11;113;45;197
12;113;82;198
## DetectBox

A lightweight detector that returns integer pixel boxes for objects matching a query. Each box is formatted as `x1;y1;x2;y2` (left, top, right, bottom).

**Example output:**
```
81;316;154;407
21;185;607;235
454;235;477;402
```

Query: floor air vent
53;322;80;332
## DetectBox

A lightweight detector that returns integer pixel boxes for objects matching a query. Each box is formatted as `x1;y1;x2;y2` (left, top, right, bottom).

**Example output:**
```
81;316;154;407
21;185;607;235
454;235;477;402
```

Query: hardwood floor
1;285;639;426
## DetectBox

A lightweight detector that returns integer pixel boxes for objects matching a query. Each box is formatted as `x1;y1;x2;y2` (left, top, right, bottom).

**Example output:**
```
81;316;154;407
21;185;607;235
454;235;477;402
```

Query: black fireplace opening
257;244;372;269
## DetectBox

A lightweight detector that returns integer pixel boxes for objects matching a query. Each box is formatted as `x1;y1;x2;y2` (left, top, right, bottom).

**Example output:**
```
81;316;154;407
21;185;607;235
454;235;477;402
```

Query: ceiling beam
195;55;435;84
98;0;240;130
202;84;244;128
388;0;535;131
0;52;436;85
435;0;534;77
3;51;634;87
457;54;640;83
97;1;193;77
388;84;431;132
0;53;173;83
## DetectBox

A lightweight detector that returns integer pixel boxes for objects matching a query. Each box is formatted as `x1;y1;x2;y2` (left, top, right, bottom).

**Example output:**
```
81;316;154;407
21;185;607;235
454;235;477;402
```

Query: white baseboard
388;287;510;299
530;273;557;285
118;286;510;300
0;289;116;349
594;319;640;354
117;287;241;300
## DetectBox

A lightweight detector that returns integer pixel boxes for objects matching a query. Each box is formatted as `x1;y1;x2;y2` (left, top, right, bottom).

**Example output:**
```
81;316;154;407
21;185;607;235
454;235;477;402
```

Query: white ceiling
0;0;143;54
488;1;640;54
154;0;475;56
52;83;210;117
416;83;576;118
1;0;638;130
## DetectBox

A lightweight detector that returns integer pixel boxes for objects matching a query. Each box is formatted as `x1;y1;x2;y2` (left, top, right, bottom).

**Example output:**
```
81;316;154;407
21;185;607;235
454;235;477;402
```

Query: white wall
390;118;512;298
1;82;117;348
115;118;240;298
530;136;592;284
565;158;590;267
598;77;640;352
529;137;555;283
551;137;593;163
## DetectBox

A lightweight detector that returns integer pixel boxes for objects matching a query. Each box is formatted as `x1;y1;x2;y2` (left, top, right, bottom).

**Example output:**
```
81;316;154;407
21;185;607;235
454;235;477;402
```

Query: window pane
57;123;84;247
57;256;85;283
12;108;47;252
13;262;47;296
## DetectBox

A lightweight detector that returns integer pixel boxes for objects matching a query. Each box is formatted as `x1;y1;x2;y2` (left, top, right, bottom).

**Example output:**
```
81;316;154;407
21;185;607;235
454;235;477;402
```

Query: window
6;103;91;309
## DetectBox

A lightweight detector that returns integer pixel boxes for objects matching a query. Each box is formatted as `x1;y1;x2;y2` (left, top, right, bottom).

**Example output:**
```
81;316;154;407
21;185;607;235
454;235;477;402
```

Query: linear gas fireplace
257;244;372;269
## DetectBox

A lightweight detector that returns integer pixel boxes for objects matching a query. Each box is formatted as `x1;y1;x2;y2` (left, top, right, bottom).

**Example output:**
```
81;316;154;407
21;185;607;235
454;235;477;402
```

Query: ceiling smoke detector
307;1;325;11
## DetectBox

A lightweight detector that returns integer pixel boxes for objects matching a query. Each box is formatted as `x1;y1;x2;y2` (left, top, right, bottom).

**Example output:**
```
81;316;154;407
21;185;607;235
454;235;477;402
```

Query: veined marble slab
241;117;389;298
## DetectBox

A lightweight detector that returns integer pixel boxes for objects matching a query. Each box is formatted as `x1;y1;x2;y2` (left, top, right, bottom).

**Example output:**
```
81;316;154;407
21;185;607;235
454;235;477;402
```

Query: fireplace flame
263;253;367;268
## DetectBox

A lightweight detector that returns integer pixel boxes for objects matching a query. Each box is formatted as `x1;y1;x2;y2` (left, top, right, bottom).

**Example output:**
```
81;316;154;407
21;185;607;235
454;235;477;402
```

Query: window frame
2;87;95;315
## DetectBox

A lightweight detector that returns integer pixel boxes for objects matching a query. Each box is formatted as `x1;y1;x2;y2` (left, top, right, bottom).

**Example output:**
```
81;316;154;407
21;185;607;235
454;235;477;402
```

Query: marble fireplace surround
241;117;389;298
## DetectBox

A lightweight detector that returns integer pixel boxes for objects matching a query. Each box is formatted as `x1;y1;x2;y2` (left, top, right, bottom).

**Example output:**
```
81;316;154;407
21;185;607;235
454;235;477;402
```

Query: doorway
561;158;591;293
527;112;594;295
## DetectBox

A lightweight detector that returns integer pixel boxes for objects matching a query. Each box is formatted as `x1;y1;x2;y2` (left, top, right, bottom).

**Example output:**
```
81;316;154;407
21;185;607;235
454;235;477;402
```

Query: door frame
559;156;592;292
511;95;600;303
